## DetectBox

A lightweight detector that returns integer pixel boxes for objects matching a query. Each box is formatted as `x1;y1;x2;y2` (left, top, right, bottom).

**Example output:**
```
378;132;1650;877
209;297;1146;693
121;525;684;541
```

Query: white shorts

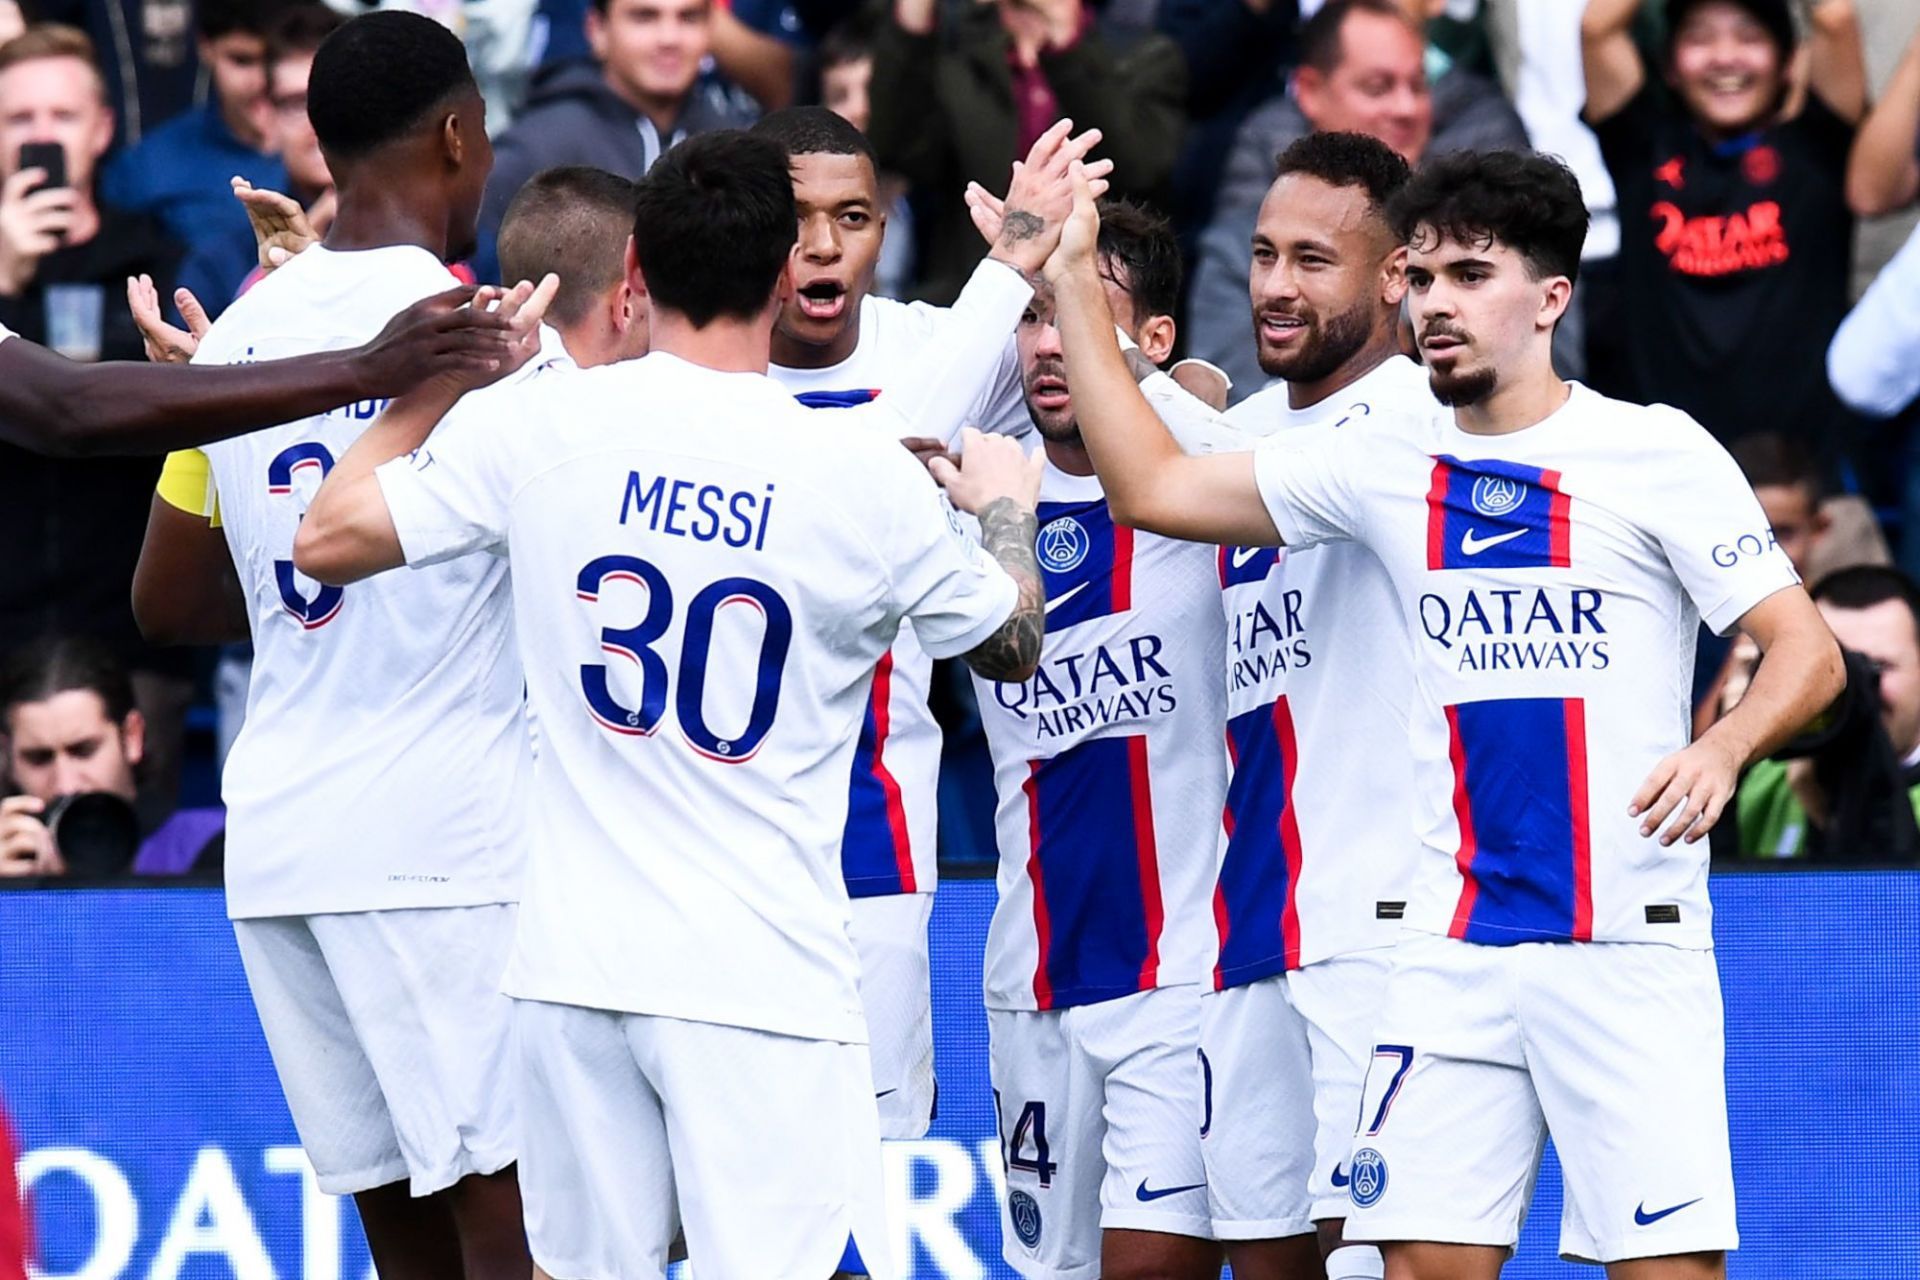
513;1000;894;1280
849;891;936;1139
989;987;1213;1280
1196;976;1314;1240
232;905;517;1196
1344;934;1737;1264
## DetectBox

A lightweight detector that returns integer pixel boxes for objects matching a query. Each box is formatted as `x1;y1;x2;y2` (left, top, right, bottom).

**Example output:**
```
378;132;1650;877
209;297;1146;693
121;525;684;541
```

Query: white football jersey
1253;383;1799;948
975;415;1245;1012
770;259;1031;898
376;351;1018;1044
196;245;528;919
1211;357;1430;985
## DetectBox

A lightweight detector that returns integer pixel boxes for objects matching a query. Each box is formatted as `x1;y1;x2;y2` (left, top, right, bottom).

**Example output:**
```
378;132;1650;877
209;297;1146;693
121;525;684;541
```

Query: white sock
1325;1243;1386;1280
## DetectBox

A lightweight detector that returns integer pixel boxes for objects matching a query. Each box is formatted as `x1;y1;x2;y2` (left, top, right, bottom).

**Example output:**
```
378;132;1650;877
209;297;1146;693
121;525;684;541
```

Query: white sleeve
1642;412;1802;636
867;259;1034;445
873;444;1020;658
1250;424;1367;549
1828;221;1920;419
374;390;520;567
0;321;13;343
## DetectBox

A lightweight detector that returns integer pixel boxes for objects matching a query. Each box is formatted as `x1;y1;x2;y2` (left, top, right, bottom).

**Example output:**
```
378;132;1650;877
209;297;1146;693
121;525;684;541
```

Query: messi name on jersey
619;471;776;551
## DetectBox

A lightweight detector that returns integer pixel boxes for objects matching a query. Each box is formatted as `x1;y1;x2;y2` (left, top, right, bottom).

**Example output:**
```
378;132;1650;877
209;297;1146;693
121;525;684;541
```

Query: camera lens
45;792;140;877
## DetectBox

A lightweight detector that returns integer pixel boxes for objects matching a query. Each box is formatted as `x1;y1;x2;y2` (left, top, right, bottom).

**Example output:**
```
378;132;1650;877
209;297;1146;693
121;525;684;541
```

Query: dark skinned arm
132;496;250;646
0;285;514;459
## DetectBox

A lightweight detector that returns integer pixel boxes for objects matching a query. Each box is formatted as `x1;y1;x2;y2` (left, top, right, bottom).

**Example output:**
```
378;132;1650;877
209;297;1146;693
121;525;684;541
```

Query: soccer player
151;14;536;1278
751;104;1092;1142
291;129;1050;1280
1045;150;1844;1280
0;285;512;456
1204;131;1431;1280
973;200;1241;1280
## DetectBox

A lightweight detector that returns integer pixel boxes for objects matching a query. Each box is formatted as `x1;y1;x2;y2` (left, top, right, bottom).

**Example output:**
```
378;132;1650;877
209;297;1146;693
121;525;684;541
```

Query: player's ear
121;709;146;770
440;111;463;167
1380;244;1408;306
1537;274;1572;334
624;235;647;299
1137;313;1176;366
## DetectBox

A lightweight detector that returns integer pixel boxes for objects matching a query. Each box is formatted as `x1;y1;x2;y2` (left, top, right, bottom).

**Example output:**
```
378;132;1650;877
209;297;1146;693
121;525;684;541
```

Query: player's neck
1451;363;1570;437
652;309;773;374
769;307;863;370
1284;327;1403;411
323;179;450;260
1045;436;1094;476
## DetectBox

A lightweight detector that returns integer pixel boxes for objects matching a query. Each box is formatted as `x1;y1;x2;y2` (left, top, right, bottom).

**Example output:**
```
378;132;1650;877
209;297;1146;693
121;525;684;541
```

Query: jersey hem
500;989;869;1047
225;888;520;921
1399;917;1714;949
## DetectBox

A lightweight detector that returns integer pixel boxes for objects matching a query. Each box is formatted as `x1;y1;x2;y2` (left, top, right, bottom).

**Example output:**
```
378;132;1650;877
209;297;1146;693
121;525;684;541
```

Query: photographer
1729;566;1920;861
1;635;221;880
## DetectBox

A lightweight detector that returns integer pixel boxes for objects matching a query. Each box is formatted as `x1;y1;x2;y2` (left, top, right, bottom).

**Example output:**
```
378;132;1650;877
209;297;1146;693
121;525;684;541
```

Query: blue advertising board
1;872;1916;1278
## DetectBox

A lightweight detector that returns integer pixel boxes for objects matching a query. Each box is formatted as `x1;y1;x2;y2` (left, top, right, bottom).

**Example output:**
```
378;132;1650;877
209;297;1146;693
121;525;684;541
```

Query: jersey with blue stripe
771;264;1031;898
1211;357;1429;989
1252;383;1799;948
976;420;1243;1012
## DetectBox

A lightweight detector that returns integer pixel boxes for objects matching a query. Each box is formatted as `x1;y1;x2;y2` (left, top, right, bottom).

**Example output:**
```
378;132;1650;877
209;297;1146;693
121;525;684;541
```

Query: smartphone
18;142;67;195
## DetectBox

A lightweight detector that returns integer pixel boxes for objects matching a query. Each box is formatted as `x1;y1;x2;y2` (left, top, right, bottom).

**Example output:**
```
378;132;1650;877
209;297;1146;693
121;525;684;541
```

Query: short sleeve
874;448;1019;659
1250;425;1367;550
1640;412;1800;636
375;392;520;567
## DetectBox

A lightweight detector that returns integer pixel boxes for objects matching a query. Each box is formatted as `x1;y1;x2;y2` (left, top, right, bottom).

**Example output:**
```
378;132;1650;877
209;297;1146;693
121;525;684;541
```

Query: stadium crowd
0;0;1915;1276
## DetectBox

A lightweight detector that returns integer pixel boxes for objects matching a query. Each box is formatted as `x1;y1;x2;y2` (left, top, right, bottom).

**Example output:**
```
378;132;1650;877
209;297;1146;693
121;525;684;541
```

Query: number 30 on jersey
575;554;793;763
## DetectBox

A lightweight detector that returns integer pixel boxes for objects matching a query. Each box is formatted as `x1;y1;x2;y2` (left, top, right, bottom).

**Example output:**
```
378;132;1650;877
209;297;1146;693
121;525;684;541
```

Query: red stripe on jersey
1127;735;1164;991
1112;524;1135;613
1215;544;1229;588
867;652;916;893
1444;705;1482;938
1214;728;1238;991
1566;699;1593;941
1424;458;1451;570
1544;467;1572;568
1273;697;1305;971
1023;764;1054;1010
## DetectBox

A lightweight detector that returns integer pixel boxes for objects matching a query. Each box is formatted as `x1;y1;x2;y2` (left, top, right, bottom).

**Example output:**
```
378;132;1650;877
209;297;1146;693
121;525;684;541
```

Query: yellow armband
156;449;222;527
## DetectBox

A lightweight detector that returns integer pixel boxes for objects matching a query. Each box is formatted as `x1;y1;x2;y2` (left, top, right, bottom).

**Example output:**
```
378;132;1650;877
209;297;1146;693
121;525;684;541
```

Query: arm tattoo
999;209;1046;245
965;497;1045;683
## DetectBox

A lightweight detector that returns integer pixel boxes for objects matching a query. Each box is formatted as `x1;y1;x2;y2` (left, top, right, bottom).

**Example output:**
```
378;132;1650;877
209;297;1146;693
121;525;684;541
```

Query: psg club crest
1470;475;1526;518
1009;1189;1044;1247
1349;1148;1388;1209
1037;516;1091;573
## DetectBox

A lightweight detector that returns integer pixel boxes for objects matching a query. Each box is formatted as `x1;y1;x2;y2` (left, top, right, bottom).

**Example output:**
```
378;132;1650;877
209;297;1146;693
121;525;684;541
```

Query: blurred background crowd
4;0;1920;879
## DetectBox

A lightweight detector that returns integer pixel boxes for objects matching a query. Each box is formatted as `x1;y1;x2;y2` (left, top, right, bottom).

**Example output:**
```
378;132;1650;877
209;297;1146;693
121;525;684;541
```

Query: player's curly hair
307;11;475;162
1272;131;1410;215
634;131;797;328
1388;149;1589;286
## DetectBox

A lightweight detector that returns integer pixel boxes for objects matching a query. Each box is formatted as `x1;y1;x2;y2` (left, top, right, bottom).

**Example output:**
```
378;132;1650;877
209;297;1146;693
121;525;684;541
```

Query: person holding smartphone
0;24;197;834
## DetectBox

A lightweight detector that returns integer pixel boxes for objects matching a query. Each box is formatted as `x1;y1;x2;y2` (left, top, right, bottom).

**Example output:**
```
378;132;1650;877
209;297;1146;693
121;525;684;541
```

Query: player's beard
1420;321;1497;406
1254;294;1374;382
1024;360;1082;446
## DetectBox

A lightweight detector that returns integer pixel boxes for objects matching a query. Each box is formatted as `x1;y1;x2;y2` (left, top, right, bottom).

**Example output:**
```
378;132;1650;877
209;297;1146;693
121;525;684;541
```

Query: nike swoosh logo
1230;546;1263;569
874;1089;897;1099
1135;1179;1206;1202
1044;582;1088;614
1330;1164;1349;1188
1634;1198;1702;1226
1460;527;1527;556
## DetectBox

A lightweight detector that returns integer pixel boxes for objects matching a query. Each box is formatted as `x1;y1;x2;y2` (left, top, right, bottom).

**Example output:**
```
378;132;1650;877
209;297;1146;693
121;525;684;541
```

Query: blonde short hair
0;25;109;101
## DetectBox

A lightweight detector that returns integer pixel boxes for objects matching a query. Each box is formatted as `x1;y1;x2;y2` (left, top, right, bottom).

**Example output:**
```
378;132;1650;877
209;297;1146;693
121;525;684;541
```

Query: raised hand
232;176;321;272
977;118;1115;278
127;274;211;364
928;427;1045;516
1041;159;1103;284
347;282;529;399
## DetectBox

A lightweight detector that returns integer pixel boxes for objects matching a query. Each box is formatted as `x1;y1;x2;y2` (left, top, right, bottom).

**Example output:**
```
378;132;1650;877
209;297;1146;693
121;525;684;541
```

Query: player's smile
1257;307;1310;349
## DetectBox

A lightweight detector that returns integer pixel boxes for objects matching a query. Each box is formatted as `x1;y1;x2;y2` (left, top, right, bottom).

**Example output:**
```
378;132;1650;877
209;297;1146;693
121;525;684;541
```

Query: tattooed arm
930;429;1048;684
964;496;1046;682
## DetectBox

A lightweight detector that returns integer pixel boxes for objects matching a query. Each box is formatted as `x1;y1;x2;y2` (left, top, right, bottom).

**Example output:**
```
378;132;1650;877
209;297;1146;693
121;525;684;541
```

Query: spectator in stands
475;0;758;282
1581;0;1867;463
1187;0;1527;400
263;5;339;221
816;14;914;298
101;0;291;317
1843;18;1919;216
1732;566;1920;861
32;0;198;147
866;0;1185;303
0;636;223;878
0;26;195;825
